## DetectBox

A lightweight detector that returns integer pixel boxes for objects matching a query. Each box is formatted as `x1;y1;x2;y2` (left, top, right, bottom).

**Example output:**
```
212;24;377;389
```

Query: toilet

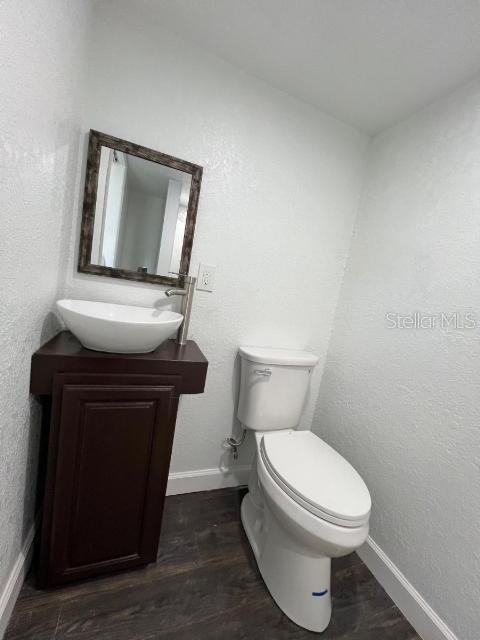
237;346;371;633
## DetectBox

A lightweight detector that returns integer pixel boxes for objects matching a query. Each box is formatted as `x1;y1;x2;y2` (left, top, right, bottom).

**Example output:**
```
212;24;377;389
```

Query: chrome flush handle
254;368;272;376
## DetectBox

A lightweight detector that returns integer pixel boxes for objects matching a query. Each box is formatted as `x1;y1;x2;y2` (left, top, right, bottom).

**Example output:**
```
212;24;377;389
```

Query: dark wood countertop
31;331;208;396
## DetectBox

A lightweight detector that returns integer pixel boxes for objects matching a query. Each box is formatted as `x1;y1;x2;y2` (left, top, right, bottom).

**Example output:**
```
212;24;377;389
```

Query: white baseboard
166;465;250;495
0;522;36;640
358;536;458;640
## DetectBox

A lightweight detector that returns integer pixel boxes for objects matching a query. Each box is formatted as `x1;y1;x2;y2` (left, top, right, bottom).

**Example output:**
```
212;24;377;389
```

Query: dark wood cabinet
31;332;208;587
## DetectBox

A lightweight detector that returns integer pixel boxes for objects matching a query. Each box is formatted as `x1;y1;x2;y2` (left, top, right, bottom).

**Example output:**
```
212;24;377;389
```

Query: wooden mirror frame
78;130;203;286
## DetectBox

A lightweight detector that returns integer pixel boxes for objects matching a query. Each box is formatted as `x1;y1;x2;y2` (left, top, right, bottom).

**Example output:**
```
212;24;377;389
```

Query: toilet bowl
237;346;371;633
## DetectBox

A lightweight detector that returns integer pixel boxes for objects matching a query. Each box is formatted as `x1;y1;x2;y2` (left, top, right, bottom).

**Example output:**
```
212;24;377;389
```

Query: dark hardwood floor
5;487;420;639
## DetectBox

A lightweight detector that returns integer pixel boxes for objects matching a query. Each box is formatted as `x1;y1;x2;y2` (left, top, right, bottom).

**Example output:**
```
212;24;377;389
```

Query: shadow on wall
53;120;85;292
223;351;257;472
20;312;63;545
229;352;242;437
21;119;85;545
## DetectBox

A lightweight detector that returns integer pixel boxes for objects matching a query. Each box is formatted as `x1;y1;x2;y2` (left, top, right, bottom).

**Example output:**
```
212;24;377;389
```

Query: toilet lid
260;431;371;527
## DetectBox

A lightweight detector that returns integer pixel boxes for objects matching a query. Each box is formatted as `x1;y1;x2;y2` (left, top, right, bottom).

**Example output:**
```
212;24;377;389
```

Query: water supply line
225;426;247;460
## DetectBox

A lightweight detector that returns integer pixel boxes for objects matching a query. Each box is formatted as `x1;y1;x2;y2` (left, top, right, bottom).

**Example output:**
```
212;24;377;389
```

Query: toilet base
241;492;332;633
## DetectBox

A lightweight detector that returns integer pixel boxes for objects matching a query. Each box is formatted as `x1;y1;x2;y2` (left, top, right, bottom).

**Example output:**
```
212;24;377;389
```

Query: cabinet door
39;376;178;586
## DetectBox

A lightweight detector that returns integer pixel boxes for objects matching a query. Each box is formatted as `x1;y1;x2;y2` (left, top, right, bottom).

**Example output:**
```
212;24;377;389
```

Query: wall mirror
78;130;203;286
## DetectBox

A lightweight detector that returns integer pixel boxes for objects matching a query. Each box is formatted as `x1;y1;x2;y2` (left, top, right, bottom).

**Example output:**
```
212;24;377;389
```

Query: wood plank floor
5;487;420;639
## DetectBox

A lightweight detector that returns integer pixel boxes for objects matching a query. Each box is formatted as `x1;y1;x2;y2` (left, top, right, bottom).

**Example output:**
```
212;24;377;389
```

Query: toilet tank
237;346;319;431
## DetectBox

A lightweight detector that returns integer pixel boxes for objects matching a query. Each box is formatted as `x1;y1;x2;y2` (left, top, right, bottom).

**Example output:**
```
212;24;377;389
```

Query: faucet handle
169;271;196;284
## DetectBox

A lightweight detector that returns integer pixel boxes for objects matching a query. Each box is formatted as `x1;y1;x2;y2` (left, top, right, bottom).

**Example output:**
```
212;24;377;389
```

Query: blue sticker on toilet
312;590;328;597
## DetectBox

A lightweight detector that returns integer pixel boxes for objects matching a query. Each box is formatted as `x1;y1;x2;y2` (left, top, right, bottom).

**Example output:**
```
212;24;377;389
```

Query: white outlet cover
196;263;216;292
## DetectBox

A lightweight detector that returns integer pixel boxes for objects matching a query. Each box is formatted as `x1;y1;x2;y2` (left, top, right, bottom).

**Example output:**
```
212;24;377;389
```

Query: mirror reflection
90;146;192;277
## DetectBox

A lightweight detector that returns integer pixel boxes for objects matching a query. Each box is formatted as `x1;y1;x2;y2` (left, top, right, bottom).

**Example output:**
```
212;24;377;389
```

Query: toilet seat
260;431;371;528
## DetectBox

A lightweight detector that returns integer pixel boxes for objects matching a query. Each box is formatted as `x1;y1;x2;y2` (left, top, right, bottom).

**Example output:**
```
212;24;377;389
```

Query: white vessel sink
56;299;183;354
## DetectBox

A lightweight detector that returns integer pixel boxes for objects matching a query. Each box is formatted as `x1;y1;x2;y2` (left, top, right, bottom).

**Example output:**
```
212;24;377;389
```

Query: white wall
102;153;127;267
62;3;368;476
91;146;110;264
169;205;187;276
0;0;91;607
119;190;166;273
314;77;480;640
156;179;182;277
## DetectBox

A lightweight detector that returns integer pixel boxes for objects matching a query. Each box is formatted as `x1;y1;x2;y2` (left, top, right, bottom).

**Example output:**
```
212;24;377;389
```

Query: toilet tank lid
239;346;319;367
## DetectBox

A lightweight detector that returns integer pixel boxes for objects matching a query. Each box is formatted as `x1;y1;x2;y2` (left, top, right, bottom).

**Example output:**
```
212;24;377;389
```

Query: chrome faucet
165;273;196;345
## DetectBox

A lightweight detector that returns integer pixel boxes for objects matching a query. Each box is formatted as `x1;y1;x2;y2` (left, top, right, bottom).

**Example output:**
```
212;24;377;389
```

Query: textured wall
0;0;91;591
313;77;480;639
62;2;368;474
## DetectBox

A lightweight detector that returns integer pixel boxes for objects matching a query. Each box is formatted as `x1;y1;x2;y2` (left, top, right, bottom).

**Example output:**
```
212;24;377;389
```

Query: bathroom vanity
30;331;208;587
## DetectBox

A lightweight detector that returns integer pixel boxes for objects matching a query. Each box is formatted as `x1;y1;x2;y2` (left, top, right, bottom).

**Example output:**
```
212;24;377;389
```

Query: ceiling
112;0;480;134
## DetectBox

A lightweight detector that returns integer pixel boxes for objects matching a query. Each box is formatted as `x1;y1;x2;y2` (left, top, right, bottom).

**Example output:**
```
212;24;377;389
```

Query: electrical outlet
196;263;216;291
